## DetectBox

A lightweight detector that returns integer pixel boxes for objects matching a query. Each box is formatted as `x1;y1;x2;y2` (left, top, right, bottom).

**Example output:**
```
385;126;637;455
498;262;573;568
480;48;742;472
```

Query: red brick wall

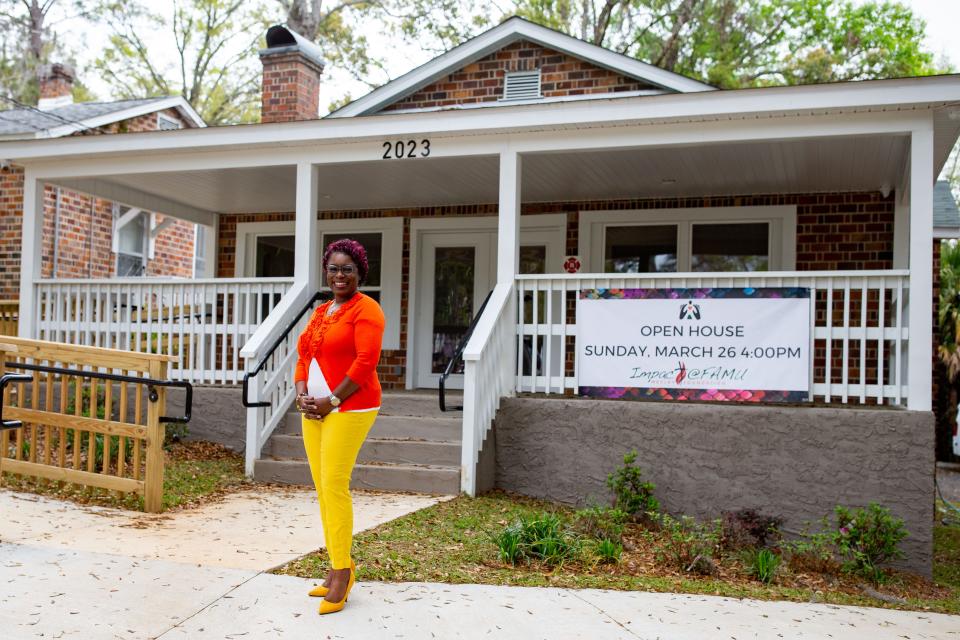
0;108;198;298
382;39;655;112
0;165;24;299
217;191;894;389
148;215;195;277
35;193;194;279
260;52;322;123
40;187;113;278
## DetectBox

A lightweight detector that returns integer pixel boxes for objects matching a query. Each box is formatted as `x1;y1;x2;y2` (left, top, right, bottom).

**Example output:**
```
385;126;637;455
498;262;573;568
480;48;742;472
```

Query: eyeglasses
325;264;356;276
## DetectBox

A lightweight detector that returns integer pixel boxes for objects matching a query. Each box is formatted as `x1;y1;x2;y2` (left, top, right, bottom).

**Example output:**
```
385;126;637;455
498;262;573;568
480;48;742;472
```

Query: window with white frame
115;206;148;276
193;224;207;277
234;217;404;349
581;206;796;273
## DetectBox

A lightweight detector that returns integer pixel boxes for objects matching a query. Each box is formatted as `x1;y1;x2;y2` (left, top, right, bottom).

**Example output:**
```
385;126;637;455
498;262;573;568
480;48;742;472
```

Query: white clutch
307;358;336;411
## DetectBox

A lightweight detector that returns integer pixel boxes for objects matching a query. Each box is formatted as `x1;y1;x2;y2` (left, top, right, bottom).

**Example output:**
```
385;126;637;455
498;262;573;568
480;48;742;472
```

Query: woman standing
294;238;385;615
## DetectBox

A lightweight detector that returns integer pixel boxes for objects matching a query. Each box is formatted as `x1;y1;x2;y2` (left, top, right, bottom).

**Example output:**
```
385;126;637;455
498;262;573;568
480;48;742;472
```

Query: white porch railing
240;282;319;476
461;282;516;495
33;278;295;384
514;270;911;405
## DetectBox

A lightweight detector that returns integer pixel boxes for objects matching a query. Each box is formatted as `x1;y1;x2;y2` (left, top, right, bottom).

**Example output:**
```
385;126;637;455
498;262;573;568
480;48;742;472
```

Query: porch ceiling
521;134;909;202
48;133;910;218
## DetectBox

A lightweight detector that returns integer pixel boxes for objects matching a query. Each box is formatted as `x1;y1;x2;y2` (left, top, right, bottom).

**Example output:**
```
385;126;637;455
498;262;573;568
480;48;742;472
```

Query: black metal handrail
242;291;325;409
0;373;33;430
1;362;192;424
439;289;494;412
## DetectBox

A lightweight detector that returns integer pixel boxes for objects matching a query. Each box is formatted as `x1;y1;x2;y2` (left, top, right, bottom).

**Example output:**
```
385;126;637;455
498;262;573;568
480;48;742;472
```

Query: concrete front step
380;391;463;418
253;458;460;494
276;412;461;441
266;434;461;466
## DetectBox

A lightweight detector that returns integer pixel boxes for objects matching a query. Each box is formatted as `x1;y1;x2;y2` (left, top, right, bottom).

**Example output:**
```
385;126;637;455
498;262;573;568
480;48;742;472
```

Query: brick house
0;63;207;300
2;18;959;575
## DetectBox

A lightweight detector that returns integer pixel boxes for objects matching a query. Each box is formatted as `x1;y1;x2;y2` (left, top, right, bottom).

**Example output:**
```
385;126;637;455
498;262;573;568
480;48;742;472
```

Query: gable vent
502;70;541;101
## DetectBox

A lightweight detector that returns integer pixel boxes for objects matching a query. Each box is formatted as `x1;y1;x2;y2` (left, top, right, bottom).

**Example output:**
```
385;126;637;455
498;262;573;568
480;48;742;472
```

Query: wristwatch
329;394;342;408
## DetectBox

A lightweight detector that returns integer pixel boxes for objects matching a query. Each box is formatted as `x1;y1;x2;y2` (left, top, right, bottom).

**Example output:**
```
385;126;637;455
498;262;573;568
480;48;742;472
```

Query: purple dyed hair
322;238;369;284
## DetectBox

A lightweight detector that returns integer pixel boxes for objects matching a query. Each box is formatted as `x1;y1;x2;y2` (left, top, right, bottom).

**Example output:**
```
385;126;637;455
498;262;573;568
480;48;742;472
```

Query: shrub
493;512;581;567
494;521;524;565
607;450;659;522
592;538;623;565
573;505;629;542
721;508;783;550
832;503;908;583
742;547;781;584
783;526;838;575
656;512;721;575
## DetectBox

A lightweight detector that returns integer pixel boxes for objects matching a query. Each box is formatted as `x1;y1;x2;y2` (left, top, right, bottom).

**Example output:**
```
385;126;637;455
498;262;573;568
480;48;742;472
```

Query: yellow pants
301;410;377;570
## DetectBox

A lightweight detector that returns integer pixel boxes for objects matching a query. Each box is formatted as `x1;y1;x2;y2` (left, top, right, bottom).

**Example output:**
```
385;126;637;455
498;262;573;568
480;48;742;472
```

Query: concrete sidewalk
1;487;957;639
1;543;957;640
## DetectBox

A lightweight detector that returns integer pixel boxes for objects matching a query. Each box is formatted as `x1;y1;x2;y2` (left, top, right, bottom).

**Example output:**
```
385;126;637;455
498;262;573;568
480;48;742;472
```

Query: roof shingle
0;97;168;135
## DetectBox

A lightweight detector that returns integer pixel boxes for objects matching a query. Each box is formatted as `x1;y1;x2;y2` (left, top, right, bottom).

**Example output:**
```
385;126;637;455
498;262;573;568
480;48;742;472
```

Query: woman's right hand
297;394;326;420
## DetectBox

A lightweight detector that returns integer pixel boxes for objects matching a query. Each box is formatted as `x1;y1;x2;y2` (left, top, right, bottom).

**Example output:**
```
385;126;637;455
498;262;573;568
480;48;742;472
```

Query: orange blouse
294;293;385;412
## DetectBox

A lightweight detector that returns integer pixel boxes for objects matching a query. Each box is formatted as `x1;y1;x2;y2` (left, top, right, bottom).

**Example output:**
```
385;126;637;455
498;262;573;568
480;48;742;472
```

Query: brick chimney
37;63;75;110
259;25;326;123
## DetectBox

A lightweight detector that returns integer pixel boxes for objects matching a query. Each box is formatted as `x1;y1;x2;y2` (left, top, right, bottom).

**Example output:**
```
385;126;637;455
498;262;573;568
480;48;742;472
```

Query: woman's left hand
299;395;333;420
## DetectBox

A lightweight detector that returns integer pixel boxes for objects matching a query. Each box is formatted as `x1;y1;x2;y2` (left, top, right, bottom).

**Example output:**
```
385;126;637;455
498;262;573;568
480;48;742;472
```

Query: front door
412;217;566;389
415;232;495;389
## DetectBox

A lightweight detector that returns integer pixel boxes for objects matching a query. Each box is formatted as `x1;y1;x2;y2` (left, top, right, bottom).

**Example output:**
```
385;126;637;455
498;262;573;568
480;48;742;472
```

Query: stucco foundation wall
493;397;934;577
166;385;246;452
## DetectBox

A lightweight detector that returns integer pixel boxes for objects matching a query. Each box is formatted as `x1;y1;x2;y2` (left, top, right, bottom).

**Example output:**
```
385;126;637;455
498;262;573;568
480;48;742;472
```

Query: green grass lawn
1;441;249;512
275;491;960;615
935;507;960;591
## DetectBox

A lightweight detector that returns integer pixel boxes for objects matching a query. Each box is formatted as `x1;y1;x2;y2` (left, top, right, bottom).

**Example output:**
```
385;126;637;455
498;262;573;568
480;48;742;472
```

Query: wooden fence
0;300;17;336
0;337;176;512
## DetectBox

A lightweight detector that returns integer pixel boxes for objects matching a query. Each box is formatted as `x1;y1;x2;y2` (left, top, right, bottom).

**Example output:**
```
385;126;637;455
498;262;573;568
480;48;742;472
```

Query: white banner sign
576;289;810;402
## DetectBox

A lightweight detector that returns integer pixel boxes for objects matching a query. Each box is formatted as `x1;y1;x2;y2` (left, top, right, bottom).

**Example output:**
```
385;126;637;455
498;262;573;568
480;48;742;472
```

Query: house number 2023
381;139;431;159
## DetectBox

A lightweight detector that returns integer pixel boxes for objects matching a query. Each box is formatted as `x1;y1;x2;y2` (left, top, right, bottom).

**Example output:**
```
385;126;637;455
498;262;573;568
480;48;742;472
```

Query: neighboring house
2;19;959;576
934;180;960;238
0;63;208;299
934;179;960;458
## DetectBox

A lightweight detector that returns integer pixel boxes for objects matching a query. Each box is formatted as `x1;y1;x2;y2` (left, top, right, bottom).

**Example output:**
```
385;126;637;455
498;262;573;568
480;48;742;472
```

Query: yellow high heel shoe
318;564;355;615
308;559;355;597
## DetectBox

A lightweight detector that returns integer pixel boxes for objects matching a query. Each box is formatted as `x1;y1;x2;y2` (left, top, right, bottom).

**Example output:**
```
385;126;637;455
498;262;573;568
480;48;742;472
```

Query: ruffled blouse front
294;292;385;412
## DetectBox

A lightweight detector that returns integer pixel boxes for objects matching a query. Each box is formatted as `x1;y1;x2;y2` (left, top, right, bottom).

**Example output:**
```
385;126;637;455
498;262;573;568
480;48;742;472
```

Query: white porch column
907;122;934;411
497;150;521;283
294;161;320;290
17;172;44;339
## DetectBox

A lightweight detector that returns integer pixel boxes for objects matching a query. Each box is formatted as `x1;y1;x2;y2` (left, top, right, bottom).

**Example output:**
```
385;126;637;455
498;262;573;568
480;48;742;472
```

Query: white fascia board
330;16;713;118
170;98;206;128
40;97;206;138
385;89;667;114
0;132;40;141
3;74;960;164
934;226;960;239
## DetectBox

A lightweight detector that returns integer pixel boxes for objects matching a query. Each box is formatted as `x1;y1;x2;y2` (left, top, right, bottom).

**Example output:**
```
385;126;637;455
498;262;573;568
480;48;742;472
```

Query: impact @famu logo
679;300;701;320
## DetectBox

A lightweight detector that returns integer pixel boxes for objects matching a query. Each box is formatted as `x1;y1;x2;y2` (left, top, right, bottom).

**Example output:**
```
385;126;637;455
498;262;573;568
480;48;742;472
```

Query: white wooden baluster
859;280;867;403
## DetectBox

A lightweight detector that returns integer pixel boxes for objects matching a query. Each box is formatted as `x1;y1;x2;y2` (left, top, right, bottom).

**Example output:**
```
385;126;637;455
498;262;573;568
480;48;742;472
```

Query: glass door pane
431;246;476;374
519;245;547;377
